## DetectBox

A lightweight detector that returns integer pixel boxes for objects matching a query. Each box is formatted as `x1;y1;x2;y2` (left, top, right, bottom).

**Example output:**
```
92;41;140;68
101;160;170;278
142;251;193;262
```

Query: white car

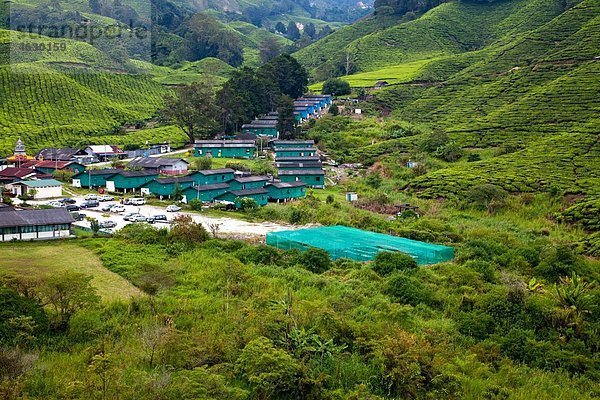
98;195;115;202
85;194;99;201
129;198;146;206
131;215;148;223
47;201;63;208
166;205;181;212
110;205;126;213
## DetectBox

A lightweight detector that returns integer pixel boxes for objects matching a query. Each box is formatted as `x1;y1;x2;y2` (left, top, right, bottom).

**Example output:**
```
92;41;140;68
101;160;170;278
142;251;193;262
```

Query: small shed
72;169;120;188
216;188;269;209
182;183;230;203
276;161;323;170
242;120;279;138
105;171;158;193
141;177;194;197
188;168;235;185
279;169;326;189
267;181;307;202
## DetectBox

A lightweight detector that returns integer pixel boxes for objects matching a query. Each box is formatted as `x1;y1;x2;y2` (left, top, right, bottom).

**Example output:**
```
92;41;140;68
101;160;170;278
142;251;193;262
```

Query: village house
7;179;63;199
194;140;256;159
279;169;326;189
276;161;324;170
36;148;85;162
275;156;321;163
188;168;236;185
21;160;86;175
274;147;318;158
0;167;49;184
0;208;74;241
271;140;315;149
141;177;194;198
182;183;231;203
241;120;279;138
71;169;120;188
228;176;270;191
127;157;189;175
266;181;307;203
84;145;125;162
105;171;158;193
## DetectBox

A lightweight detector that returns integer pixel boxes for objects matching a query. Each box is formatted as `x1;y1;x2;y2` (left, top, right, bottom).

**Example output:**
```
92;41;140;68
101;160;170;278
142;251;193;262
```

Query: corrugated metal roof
193;168;235;176
0;208;74;228
268;181;307;189
229;188;269;196
18;179;63;187
189;183;230;191
234;176;269;183
127;157;188;168
278;169;325;175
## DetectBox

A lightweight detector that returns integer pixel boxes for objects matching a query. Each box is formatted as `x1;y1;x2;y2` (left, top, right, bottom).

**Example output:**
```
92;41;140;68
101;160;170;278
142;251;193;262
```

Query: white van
129;198;146;206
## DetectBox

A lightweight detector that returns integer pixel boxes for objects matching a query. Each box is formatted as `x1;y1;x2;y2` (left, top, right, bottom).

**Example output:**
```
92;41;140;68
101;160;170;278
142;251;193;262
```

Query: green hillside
0;29;188;156
305;0;599;198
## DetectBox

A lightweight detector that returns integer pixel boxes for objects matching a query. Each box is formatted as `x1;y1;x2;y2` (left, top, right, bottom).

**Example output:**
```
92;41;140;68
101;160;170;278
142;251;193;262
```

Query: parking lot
37;195;300;239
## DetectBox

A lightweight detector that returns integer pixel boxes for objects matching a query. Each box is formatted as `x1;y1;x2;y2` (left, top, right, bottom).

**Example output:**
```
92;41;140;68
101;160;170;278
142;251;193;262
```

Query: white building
0;208;74;241
7;179;63;199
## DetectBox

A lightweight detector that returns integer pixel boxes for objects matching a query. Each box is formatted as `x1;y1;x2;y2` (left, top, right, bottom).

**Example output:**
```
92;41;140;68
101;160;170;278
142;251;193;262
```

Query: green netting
267;226;454;265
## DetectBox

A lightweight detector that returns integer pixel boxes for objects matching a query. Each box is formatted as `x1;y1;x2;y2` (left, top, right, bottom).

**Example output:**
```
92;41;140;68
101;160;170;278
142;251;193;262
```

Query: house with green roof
279;169;326;189
267;181;307;202
182;183;231;203
188;169;235;185
105;171;158;193
216;188;269;209
141;177;194;198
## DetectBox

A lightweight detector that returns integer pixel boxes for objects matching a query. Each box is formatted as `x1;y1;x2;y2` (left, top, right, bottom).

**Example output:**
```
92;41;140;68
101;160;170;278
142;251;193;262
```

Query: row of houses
273;140;326;189
241;95;332;139
72;167;309;207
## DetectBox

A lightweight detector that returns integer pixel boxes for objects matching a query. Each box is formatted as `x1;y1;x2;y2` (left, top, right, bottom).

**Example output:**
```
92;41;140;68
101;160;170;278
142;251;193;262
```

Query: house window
316;177;321;181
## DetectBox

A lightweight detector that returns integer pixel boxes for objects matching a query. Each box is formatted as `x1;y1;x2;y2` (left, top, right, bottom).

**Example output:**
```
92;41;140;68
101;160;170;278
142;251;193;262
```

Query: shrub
435;142;464;162
467;153;481;162
298;248;332;274
169;215;209;245
455;310;495;340
535;244;586;282
193;157;212;171
465;184;508;213
420;129;449;153
372;252;418;276
322;78;351;96
386;272;430;306
188;199;203;211
235;245;283;266
239;197;259;211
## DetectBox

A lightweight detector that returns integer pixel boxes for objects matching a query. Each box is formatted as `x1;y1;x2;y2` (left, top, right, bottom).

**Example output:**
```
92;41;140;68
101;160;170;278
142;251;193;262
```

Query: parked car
129;198;146;206
131;215;148;223
97;228;114;236
123;213;142;221
47;201;63;208
110;205;126;213
98;195;115;202
99;220;117;229
80;200;100;209
85;194;99;201
100;204;114;212
59;198;77;205
166;205;181;212
147;215;168;224
71;212;85;221
66;205;80;212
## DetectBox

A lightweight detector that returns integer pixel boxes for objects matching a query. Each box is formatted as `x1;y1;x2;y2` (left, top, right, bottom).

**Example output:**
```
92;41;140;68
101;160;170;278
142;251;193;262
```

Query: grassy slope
0;30;194;156
306;0;600;198
0;242;142;302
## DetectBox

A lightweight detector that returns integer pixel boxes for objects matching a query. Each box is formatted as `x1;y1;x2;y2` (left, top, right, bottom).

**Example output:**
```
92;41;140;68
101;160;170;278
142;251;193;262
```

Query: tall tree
163;82;221;144
275;21;287;34
277;95;297;140
261;54;308;99
304;22;316;38
259;37;283;64
286;21;301;40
